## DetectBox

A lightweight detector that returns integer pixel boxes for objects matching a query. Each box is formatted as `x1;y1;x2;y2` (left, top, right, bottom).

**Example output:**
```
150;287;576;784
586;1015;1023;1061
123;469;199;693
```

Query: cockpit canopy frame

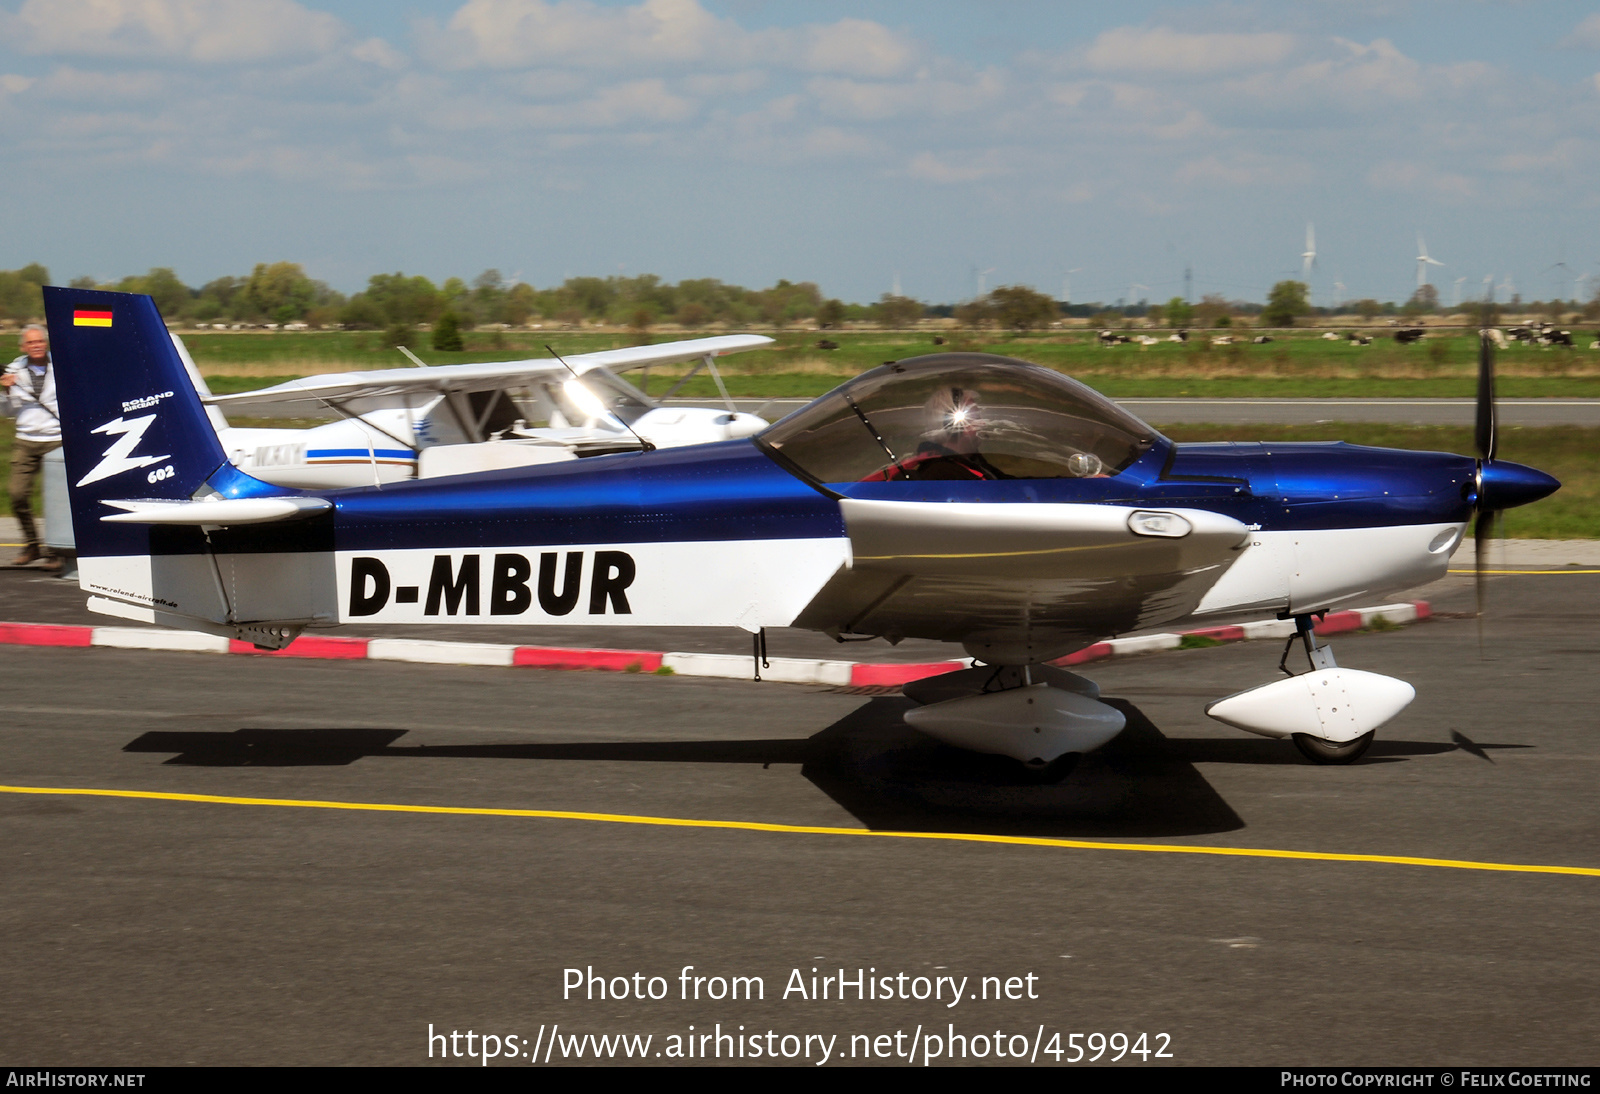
758;353;1159;486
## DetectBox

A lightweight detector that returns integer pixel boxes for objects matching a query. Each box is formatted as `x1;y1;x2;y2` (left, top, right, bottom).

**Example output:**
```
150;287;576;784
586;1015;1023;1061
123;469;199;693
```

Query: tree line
0;262;864;332
8;262;1593;336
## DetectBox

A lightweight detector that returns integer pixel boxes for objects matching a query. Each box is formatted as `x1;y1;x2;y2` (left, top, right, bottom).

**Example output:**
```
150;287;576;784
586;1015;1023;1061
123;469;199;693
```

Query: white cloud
1046;80;1216;140
520;79;698;128
905;150;1008;184
7;0;347;63
795;125;878;159
1563;14;1600;49
428;0;917;78
1221;38;1494;111
1367;160;1476;201
1492;140;1584;174
200;144;385;188
808;71;1002;121
680;70;765;97
432;0;728;69
351;38;406;71
795;18;916;79
503;69;591;99
1;74;37;94
1083;26;1297;76
31;66;172;101
1175;153;1312;187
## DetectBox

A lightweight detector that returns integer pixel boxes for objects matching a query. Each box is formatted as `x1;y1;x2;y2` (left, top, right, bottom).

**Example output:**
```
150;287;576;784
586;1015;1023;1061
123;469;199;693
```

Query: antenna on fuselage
545;344;655;452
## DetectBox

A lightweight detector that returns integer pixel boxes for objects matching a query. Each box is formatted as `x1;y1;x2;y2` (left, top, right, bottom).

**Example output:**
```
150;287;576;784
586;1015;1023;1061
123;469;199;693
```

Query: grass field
4;415;1591;538
180;328;1600;400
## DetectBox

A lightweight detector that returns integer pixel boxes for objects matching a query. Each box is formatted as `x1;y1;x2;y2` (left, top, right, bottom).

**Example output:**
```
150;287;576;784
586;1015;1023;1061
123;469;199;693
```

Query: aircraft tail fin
44;288;327;649
42;287;280;556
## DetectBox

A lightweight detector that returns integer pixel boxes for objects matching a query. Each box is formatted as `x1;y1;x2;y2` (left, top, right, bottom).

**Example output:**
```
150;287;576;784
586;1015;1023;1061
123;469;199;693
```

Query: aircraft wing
204;334;772;409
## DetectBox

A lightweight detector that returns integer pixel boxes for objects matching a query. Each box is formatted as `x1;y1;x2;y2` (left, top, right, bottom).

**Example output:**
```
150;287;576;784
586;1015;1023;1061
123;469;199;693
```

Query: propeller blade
1474;507;1491;654
1475;329;1497;462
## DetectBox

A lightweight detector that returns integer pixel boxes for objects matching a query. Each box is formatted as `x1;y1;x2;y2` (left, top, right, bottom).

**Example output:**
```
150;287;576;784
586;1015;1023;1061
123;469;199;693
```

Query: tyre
1020;753;1081;784
1292;731;1375;765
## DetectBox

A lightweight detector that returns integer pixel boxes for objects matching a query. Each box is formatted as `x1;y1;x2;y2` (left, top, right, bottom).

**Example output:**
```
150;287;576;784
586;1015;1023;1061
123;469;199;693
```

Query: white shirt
5;354;60;443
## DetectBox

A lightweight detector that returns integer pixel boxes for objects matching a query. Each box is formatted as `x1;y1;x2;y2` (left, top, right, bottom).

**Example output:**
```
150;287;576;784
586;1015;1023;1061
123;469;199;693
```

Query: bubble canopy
758;353;1159;485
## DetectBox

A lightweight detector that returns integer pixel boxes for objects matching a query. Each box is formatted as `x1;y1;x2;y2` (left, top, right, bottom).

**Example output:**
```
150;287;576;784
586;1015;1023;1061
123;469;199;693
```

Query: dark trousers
9;437;61;550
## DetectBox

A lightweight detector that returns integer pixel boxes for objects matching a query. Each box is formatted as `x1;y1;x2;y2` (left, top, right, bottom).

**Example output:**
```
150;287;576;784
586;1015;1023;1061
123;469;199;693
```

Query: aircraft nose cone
1479;460;1560;511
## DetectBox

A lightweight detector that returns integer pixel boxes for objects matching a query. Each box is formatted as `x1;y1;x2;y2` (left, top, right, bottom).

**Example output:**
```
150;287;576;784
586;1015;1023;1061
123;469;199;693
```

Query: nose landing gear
1206;614;1414;765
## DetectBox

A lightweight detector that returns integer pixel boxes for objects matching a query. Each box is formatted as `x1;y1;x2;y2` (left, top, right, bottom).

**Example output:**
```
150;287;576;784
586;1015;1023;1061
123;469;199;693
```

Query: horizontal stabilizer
100;497;331;525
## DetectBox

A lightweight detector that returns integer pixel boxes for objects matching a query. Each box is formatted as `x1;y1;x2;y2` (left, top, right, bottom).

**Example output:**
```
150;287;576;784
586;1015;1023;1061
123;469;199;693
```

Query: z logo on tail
77;414;171;487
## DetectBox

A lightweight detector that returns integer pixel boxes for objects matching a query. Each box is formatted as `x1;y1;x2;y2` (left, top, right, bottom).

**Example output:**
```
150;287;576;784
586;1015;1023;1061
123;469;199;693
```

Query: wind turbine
1062;268;1083;304
1541;261;1573;303
977;267;997;296
1415;234;1445;290
1453;277;1468;309
1129;283;1149;310
1482;273;1495;303
1301;223;1317;281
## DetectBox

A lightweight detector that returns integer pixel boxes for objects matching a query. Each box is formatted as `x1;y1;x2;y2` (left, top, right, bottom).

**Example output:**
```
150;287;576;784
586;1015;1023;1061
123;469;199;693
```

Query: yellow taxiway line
1447;569;1600;575
2;784;1596;878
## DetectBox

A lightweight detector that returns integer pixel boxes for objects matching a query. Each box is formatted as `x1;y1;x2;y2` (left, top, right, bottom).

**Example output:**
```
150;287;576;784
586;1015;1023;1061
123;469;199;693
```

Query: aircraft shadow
796;697;1247;837
120;699;1528;839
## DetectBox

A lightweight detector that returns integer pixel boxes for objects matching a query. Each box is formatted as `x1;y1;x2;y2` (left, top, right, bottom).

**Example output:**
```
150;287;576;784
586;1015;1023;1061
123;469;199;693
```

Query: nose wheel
1206;614;1414;763
1020;752;1082;784
1292;730;1375;765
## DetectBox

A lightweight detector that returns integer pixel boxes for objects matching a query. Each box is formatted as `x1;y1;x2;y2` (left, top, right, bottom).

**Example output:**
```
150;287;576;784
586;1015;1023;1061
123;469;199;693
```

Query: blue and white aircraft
46;287;1558;776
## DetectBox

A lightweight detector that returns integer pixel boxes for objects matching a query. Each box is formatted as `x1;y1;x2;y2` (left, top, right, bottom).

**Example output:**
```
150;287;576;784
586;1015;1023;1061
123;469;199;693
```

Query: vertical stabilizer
44;288;233;549
43;288;328;646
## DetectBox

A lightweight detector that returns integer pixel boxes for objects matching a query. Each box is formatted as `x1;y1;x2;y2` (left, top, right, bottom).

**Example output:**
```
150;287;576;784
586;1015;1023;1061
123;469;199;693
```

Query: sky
2;0;1599;307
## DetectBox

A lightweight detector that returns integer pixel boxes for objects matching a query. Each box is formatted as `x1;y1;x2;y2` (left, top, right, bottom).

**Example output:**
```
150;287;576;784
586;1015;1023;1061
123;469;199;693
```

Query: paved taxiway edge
0;600;1430;686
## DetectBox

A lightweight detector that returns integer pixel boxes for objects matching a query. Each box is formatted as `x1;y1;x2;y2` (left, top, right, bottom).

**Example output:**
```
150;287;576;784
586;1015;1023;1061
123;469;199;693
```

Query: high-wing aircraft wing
205;334;770;409
194;334;773;488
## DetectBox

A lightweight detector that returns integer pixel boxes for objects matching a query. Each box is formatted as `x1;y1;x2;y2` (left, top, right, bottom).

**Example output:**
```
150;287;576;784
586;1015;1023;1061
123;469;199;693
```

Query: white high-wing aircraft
176;335;772;490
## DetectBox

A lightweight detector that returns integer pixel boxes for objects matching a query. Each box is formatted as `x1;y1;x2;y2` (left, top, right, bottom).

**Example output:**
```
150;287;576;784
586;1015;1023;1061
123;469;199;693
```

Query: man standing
4;324;61;571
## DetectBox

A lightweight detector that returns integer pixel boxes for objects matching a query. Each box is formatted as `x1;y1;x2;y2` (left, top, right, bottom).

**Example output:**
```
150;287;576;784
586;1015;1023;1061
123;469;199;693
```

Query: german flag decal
73;310;113;328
